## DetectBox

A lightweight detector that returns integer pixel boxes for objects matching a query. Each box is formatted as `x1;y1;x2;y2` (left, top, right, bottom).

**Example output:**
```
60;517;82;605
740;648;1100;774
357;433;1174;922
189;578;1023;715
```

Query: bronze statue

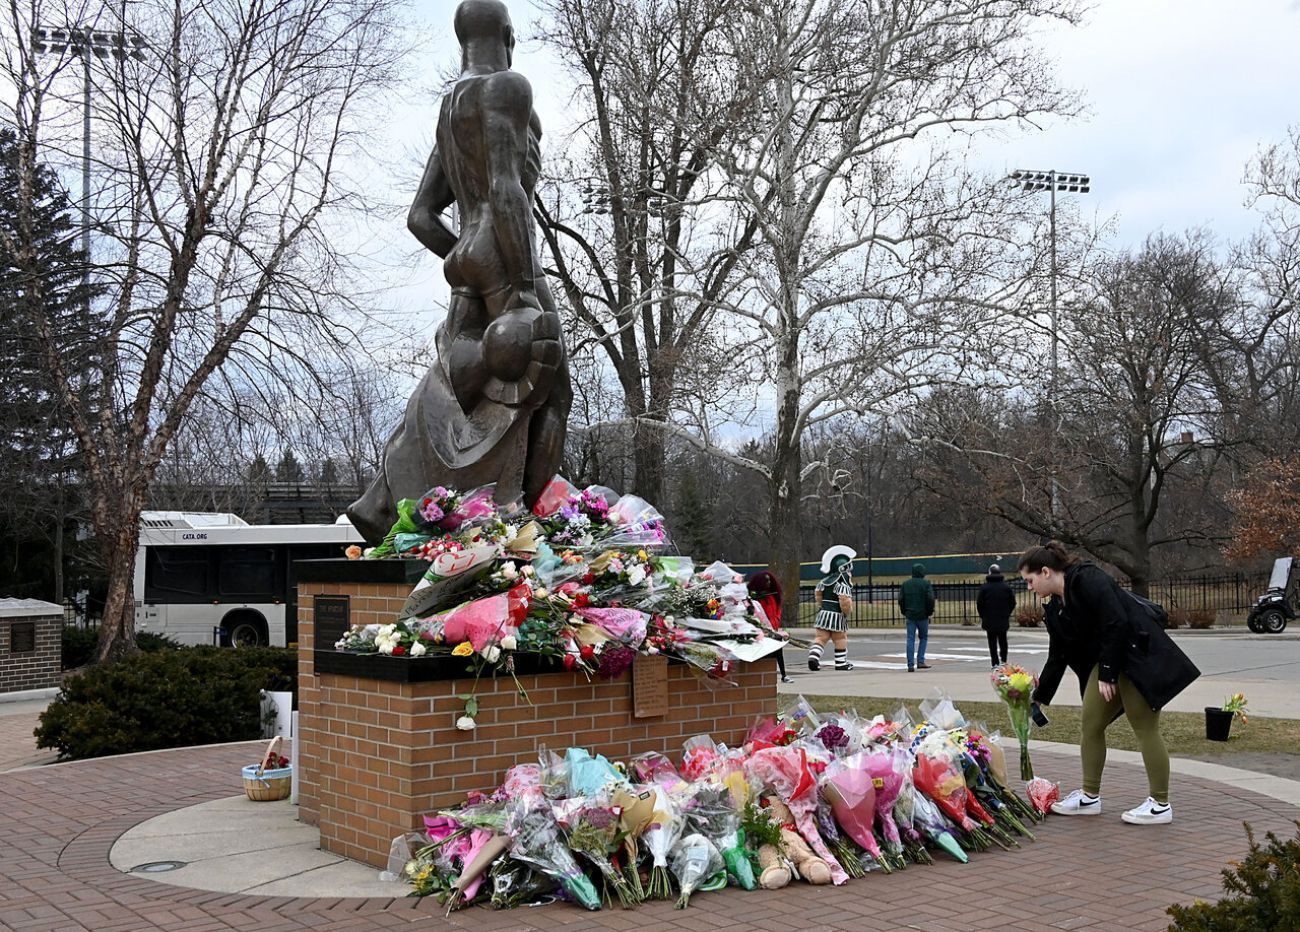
349;0;571;544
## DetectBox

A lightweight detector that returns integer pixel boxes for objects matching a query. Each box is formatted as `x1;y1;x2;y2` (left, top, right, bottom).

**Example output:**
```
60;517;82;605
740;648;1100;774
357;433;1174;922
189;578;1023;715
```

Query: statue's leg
522;364;572;506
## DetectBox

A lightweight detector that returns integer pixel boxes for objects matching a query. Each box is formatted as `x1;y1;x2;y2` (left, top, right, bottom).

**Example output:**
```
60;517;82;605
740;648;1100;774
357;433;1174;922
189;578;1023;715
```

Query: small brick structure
295;560;778;868
0;598;63;694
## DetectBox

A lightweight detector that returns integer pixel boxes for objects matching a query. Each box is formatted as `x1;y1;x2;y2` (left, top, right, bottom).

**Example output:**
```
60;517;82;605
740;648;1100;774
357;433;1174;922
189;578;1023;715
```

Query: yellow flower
451;641;473;657
637;549;649;561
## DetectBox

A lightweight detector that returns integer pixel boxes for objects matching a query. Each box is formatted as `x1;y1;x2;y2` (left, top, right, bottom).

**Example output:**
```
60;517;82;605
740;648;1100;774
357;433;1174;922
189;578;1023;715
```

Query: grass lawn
788;693;1300;760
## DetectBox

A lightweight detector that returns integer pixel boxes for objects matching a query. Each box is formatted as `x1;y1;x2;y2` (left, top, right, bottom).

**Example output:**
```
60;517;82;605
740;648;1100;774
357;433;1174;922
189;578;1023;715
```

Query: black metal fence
797;572;1270;628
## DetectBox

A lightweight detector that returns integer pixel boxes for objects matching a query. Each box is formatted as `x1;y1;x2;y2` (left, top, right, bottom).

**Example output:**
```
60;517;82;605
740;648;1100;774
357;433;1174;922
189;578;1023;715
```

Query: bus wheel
223;612;267;648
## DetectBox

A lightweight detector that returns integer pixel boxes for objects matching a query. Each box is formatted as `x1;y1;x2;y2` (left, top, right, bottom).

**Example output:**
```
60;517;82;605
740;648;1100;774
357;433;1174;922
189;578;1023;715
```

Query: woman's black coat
1032;563;1200;712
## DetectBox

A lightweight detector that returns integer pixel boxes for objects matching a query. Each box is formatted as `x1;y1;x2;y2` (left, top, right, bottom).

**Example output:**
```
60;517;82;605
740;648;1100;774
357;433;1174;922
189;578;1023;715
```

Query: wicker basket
242;763;292;801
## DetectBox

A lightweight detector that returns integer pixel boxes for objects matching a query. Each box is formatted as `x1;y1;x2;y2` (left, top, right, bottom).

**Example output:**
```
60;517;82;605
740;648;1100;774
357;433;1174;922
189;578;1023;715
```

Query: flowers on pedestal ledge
332;477;793;727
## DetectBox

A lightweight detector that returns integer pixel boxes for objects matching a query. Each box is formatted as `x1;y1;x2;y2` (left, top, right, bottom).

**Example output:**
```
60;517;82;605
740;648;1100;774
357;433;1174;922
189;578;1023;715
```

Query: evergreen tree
275;446;305;483
672;468;714;562
0;128;101;602
246;452;273;484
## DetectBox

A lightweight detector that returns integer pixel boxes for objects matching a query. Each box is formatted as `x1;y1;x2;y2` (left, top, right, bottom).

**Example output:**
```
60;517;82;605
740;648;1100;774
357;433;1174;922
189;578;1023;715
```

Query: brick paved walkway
1;741;1296;932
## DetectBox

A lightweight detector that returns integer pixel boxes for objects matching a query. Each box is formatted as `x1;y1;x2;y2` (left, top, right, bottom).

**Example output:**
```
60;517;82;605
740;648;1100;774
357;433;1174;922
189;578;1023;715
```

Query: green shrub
36;645;296;760
1167;821;1300;931
61;626;98;669
62;627;185;669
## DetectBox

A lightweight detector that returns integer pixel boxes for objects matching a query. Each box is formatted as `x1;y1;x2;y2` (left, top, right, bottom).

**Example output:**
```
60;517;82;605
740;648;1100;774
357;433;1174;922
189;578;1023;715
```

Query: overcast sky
389;0;1300;316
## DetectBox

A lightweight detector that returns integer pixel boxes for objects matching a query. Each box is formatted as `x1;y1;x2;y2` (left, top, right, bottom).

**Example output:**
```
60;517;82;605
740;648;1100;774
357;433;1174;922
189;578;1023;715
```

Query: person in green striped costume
809;545;856;671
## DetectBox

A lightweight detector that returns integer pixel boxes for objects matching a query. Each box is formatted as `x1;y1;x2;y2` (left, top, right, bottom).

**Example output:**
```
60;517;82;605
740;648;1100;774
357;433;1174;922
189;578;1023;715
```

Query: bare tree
534;0;764;504
912;235;1237;591
679;0;1081;619
2;0;405;659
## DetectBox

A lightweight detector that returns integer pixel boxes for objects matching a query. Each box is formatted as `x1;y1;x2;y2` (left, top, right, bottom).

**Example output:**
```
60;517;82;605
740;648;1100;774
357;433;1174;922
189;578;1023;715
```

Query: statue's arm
482;72;537;293
408;144;457;258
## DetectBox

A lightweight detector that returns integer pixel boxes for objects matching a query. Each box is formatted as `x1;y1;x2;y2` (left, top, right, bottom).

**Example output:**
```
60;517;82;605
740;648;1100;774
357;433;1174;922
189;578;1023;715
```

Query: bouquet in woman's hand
505;798;600;910
991;664;1039;781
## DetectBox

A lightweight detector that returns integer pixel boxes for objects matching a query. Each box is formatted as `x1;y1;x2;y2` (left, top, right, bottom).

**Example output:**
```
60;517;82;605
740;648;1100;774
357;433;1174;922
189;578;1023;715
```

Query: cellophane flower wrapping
1026;777;1061;815
575;607;649;645
991;664;1038;781
669;832;723;908
821;759;884;864
504;797;600;910
643;786;683;899
913;736;980;832
435;583;530;651
744;746;849;884
532;476;578;517
554;798;636;907
564;748;624;797
908;786;968;863
684;782;755;889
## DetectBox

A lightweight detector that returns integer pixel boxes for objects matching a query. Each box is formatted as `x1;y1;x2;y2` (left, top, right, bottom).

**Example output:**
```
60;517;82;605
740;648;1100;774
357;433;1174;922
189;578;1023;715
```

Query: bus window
145;547;213;603
218;547;280;600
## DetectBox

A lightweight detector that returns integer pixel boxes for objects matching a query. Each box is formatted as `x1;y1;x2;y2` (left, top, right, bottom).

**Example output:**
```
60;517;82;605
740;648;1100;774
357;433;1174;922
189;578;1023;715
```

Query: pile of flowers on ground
393;694;1059;910
335;478;788;715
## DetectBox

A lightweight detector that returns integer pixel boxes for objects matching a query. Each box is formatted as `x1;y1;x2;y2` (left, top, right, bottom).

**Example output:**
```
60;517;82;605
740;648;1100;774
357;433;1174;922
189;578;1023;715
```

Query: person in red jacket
747;570;794;683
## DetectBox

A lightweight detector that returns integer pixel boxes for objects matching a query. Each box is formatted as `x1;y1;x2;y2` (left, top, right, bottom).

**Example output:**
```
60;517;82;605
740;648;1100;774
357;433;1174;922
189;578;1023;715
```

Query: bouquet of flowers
556;799;638;908
669;832;723;908
505;798;601;910
820;756;889;872
912;733;996;850
1223;692;1249;724
642;786;682;899
991;664;1039;781
684;782;755;889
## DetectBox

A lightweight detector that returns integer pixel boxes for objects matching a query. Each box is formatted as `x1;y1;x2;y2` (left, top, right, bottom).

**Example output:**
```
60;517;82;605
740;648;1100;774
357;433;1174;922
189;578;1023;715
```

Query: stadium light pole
1010;169;1090;522
1009;169;1091;382
31;24;148;289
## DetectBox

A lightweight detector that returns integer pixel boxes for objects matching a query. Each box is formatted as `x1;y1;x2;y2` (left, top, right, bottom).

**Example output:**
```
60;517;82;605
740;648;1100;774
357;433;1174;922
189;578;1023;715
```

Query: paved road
779;627;1300;718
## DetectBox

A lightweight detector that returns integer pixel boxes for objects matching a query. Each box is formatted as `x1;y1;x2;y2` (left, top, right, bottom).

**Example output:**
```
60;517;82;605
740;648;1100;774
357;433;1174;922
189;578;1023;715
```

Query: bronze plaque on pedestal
313;596;351;651
632;653;669;718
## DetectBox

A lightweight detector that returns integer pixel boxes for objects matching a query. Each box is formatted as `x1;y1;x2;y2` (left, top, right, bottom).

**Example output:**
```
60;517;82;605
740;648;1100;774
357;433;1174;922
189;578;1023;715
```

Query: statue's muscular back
437;69;542;297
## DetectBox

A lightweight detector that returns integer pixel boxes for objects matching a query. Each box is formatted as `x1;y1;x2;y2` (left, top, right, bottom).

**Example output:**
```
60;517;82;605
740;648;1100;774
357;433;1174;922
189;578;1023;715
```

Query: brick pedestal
0;598;63;693
295;560;777;868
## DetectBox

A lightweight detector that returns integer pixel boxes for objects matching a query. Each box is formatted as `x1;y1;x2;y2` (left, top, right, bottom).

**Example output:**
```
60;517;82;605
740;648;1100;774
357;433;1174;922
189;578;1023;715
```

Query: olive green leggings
1080;665;1170;804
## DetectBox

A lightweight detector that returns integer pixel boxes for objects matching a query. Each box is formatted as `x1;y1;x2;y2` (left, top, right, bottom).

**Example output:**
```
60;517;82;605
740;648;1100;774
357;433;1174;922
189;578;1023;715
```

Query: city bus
133;511;365;647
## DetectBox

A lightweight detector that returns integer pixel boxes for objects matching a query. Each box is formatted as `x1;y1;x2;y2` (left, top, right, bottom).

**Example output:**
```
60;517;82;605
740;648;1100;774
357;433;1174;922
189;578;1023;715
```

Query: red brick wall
0;613;62;693
298;580;777;868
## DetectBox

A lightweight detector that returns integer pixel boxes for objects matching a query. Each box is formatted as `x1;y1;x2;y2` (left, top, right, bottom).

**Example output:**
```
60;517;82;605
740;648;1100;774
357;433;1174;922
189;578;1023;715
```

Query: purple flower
817;722;850;751
559;504;581;521
596;644;636;680
421;501;444;523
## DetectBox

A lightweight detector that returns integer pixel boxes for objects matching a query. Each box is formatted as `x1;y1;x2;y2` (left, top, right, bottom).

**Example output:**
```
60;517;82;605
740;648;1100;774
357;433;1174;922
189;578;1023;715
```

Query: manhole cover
132;860;188;873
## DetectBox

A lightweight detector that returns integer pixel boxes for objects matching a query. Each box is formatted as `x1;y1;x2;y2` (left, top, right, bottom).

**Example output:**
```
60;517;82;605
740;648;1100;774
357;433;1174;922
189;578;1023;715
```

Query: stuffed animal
766;797;832;884
757;842;792;889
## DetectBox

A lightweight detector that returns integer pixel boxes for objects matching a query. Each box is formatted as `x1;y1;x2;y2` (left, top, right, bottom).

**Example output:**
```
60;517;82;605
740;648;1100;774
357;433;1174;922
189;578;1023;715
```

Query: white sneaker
1121;797;1172;825
1050;789;1102;816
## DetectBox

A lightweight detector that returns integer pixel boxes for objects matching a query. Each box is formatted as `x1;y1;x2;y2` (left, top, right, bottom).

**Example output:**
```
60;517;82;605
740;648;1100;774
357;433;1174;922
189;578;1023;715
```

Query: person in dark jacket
1019;541;1199;826
897;563;935;672
976;563;1015;667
